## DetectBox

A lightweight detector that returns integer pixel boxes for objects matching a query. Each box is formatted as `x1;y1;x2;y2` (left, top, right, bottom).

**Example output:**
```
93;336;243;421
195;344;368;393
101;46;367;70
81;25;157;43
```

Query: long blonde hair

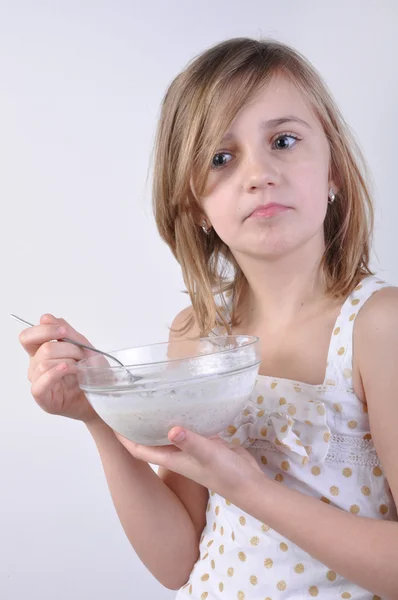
152;37;374;336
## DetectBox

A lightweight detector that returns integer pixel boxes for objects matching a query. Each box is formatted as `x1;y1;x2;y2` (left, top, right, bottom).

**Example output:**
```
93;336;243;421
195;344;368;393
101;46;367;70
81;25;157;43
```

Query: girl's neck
234;237;328;331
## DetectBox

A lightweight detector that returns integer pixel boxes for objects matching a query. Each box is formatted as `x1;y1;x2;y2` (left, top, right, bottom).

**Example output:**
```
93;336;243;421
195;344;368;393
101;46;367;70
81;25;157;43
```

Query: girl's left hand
114;426;263;499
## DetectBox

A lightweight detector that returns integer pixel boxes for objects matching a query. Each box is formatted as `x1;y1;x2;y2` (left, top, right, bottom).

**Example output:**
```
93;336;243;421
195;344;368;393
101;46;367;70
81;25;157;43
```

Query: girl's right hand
18;313;102;424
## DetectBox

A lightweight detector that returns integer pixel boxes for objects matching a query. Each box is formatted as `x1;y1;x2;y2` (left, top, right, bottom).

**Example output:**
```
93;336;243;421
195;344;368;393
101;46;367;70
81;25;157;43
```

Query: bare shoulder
169;305;201;341
355;285;398;338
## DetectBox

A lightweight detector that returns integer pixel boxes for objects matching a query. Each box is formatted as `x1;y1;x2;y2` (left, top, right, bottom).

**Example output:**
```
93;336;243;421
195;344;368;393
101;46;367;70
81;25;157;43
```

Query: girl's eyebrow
220;115;312;144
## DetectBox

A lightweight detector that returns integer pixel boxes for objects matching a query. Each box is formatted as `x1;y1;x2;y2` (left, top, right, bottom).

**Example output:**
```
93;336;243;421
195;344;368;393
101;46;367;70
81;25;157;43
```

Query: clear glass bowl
76;335;261;445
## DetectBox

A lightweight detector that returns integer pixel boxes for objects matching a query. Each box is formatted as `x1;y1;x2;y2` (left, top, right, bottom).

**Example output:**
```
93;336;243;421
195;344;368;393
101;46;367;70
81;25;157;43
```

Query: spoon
10;314;142;384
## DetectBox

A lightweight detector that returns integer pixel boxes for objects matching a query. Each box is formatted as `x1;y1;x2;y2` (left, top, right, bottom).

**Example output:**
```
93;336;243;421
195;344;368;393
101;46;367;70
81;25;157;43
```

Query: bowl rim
76;334;260;371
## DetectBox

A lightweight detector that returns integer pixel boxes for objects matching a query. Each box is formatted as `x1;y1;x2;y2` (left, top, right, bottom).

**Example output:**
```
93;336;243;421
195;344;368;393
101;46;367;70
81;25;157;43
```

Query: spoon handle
10;313;126;367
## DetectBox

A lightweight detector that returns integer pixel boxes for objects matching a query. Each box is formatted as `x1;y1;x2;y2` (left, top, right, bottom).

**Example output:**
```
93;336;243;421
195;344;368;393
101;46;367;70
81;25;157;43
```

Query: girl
19;38;398;599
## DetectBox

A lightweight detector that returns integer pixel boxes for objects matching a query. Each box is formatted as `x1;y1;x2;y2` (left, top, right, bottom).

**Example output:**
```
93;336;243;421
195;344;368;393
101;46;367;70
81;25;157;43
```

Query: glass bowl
76;335;261;445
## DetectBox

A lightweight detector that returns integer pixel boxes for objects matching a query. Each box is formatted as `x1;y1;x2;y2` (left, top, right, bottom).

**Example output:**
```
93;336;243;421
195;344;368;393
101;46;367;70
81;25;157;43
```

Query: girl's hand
18;313;103;424
114;427;263;499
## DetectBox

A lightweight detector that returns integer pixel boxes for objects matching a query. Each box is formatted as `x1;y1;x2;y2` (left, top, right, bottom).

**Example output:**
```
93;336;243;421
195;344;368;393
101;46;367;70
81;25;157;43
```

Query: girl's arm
86;307;208;590
235;288;398;600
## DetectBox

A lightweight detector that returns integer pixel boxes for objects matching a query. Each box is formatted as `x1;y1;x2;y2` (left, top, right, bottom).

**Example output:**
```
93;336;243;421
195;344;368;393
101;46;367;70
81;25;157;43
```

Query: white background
1;1;397;599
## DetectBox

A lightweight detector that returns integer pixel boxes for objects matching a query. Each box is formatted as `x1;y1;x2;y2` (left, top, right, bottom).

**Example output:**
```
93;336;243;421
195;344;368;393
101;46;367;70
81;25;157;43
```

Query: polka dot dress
176;276;397;599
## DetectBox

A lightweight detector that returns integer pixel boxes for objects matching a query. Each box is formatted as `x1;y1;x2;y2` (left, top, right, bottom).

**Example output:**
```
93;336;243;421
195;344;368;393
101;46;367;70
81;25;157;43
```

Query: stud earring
202;219;211;234
328;188;336;204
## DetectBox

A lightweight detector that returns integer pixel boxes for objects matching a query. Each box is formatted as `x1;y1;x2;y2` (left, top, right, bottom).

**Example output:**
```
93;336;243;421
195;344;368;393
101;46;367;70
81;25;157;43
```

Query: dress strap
323;275;392;389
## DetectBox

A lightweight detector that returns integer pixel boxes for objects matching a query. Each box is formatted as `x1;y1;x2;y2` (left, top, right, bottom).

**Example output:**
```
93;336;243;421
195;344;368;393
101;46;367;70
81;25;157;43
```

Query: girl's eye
272;133;299;150
211;152;233;169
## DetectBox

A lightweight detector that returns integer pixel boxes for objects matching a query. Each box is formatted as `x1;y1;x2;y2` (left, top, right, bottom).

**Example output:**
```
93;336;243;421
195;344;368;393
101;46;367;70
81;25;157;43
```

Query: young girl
19;38;398;599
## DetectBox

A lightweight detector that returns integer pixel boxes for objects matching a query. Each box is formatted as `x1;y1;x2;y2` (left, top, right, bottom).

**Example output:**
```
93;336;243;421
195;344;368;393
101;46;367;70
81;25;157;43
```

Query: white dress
176;275;397;600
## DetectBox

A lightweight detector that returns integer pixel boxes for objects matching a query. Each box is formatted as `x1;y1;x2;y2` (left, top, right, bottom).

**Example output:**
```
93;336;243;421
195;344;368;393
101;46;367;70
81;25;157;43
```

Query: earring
202;219;211;235
328;188;336;204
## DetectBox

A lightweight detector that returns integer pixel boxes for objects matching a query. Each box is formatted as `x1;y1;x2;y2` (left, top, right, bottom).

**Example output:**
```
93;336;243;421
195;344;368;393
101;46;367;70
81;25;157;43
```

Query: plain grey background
1;1;397;599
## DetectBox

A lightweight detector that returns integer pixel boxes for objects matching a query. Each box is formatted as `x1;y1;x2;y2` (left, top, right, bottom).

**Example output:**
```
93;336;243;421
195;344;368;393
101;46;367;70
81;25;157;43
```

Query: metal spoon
10;314;142;384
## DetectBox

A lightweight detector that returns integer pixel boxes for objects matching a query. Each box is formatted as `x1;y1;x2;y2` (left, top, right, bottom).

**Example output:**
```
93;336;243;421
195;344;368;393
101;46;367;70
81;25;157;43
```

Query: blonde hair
152;37;374;336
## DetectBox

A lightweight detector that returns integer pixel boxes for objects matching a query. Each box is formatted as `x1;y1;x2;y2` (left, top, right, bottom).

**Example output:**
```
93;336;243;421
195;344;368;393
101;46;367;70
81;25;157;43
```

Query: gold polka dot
373;466;382;477
264;558;273;569
351;298;360;306
211;560;215;570
243;409;250;416
361;486;371;496
260;427;268;437
281;424;288;433
200;534;205;543
309;586;319;596
201;593;208;600
202;552;209;560
250;536;260;546
250;575;258;585
237;592;245;600
343;368;352;379
210;490;215;496
342;468;352;477
341;593;351;599
348;420;358;429
280;542;288;552
302;457;310;466
305;420;313;426
189;584;192;595
257;395;264;404
349;313;356;321
231;437;241;446
362;404;368;413
323;432;331;442
355;284;363;291
288;405;297;416
219;545;224;554
275;474;284;483
311;466;321;476
321;496;331;504
327;570;337;581
330;486;339;496
215;506;220;516
279;397;287;405
227;567;234;577
257;409;265;417
337;347;345;356
296;439;304;446
207;540;214;547
261;455;268;465
231;531;235;541
227;425;237;435
261;523;270;533
363;433;372;441
317;404;326;416
220;526;224;536
213;523;217;532
277;581;287;591
219;582;224;592
333;403;343;412
281;461;290;472
238;551;246;562
239;516;246;526
271;382;278;389
201;574;209;582
295;563;305;573
294;385;301;392
206;503;211;512
334;327;340;335
305;445;313;455
380;504;388;515
325;379;336;386
350;504;360;514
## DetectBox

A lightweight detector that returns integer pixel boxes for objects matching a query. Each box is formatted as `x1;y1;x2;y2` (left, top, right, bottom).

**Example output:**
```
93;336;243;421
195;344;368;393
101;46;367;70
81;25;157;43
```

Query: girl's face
201;74;335;260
